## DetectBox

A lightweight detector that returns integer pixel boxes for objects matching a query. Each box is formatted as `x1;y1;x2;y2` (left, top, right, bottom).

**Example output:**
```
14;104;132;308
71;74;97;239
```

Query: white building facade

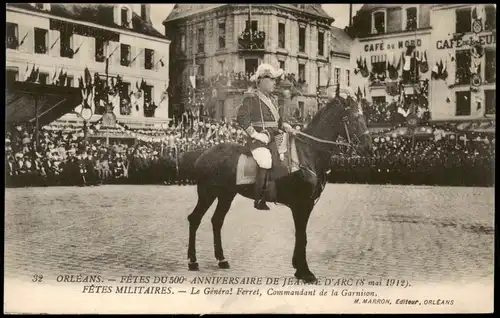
349;4;496;122
430;4;496;120
6;3;171;127
164;4;348;121
349;4;433;120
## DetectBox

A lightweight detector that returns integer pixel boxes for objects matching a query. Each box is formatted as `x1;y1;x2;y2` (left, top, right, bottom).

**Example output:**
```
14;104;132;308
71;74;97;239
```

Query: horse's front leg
291;200;316;283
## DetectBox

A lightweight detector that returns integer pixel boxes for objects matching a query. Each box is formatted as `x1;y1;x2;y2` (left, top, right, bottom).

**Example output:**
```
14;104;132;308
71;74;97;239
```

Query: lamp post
80;103;93;141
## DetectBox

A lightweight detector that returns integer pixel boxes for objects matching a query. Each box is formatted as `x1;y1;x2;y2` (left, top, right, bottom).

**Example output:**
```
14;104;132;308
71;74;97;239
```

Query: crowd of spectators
5;119;494;188
329;133;494;187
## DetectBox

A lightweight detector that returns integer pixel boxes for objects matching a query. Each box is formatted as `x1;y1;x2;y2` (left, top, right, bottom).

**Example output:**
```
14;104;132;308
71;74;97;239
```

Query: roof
359;4;404;12
6;82;83;126
165;4;227;22
277;4;333;21
7;3;166;40
330;26;352;56
164;4;333;23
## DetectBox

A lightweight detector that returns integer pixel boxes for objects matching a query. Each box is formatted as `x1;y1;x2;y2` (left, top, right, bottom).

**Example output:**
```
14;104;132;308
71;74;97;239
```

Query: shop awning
6;81;83;127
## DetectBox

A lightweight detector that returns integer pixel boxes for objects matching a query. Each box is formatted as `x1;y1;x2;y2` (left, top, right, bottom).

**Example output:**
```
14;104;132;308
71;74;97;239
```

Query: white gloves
281;122;296;135
251;132;270;144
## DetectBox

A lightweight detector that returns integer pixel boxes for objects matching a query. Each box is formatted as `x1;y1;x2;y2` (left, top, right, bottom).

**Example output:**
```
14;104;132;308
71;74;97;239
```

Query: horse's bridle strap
295;131;351;147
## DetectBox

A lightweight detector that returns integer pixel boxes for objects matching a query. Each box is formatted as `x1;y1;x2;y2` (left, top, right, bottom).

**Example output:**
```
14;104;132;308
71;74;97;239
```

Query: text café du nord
364;39;423;52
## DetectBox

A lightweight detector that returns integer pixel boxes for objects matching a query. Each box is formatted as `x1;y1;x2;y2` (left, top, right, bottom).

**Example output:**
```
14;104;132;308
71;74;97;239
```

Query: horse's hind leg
187;183;216;270
211;191;236;269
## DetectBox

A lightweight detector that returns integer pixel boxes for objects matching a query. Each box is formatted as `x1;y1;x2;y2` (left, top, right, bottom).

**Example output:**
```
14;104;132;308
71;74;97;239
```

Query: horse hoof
294;272;317;283
188;262;199;271
218;260;230;269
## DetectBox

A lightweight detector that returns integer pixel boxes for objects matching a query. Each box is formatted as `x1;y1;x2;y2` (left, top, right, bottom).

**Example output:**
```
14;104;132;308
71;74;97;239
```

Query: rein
295;130;352;148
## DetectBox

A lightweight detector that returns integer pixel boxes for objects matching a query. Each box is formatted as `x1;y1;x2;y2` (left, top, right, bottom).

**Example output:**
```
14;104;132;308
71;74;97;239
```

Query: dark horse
185;95;372;282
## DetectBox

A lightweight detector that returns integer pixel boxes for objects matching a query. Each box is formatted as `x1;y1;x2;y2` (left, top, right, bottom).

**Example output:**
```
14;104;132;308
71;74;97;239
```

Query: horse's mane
304;97;344;134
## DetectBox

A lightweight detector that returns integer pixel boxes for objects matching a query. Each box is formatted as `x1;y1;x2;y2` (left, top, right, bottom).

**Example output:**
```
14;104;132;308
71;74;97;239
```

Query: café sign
436;32;496;50
364;38;423;52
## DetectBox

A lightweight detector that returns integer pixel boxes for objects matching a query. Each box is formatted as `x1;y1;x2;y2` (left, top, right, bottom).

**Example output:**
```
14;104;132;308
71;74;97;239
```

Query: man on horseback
236;63;295;210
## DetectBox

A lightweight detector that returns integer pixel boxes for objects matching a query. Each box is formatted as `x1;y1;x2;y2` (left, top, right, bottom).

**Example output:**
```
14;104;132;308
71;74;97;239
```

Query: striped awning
6;81;82;127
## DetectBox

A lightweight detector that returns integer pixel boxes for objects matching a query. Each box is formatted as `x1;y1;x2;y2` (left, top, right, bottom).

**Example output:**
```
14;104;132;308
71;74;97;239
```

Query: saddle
236;133;301;186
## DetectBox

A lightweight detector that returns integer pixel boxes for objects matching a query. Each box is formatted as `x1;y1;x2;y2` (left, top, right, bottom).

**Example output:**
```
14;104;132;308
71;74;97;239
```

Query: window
346;70;350;86
317;66;321;85
245;20;258;32
485;5;496;31
318;30;324;56
456;8;472;34
278;22;285;49
120;82;131;115
34;28;48;54
121;82;130;97
38;72;49;85
197;28;205;53
6;68;19;84
485;49;496;84
484;89;496;115
121;8;130;27
405;7;418;31
6;23;18;50
197;63;205;78
334;67;341;85
60;30;73;58
371;54;388;75
66;76;74;87
372;11;386;34
455;50;471;85
218;23;226;49
298;26;306;52
245;58;258;75
120;44;131;66
219;61;225;73
298;63;306;82
279;60;285;71
95;37;106;62
143;84;153;103
180;33;186;51
298;101;305;119
455;91;471;116
143;85;155;117
145;48;154;70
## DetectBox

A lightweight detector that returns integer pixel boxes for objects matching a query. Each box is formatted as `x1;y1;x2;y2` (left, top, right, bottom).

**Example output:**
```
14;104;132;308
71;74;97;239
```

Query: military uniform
237;90;283;169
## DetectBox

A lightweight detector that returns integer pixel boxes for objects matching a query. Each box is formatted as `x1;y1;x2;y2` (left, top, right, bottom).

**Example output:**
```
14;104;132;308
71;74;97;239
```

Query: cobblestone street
5;184;494;286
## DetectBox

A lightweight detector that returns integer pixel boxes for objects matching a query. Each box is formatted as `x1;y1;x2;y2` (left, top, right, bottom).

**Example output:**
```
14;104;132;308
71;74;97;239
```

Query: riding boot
254;168;270;210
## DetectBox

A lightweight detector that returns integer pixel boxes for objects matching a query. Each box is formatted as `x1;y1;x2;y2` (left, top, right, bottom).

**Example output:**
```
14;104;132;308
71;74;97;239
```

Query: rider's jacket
236;90;282;151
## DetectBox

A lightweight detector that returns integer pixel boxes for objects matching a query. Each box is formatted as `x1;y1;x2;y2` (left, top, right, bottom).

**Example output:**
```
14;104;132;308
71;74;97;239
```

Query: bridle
341;113;370;150
295;103;368;152
291;102;370;206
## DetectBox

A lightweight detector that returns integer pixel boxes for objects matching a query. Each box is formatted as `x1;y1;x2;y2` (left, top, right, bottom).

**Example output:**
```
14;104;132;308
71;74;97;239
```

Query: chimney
349;4;353;27
141;4;151;23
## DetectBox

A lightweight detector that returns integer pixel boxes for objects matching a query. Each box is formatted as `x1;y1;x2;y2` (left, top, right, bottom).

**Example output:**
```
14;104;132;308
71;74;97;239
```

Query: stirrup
254;199;270;210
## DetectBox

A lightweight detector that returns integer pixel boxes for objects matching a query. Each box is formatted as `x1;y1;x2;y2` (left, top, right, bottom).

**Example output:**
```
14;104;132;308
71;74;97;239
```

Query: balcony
238;29;266;55
276;74;308;95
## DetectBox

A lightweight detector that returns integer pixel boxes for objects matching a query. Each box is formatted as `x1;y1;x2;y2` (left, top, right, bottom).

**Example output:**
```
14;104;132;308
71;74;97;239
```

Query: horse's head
315;95;372;155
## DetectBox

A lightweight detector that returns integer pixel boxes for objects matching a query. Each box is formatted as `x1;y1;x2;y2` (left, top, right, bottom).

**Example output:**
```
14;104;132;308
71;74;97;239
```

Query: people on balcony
238;28;266;50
